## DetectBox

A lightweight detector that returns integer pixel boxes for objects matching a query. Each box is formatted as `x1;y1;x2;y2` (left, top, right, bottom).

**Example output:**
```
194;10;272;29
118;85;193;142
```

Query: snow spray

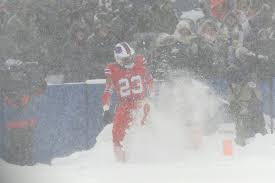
123;73;228;162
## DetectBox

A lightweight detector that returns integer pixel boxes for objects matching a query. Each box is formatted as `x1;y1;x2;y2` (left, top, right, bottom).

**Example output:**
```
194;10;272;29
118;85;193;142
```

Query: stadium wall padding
0;79;274;163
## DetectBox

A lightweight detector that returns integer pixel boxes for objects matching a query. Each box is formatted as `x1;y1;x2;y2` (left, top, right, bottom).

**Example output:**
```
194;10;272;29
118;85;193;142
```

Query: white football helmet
114;42;135;69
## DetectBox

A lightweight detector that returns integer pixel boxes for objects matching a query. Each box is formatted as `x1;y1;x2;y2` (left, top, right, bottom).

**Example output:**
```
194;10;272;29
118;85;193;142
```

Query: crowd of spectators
148;0;275;81
0;0;179;82
0;0;275;100
0;0;274;83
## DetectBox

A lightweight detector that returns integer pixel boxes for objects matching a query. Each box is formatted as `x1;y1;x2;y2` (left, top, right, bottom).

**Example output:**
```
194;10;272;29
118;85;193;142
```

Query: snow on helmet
114;42;135;69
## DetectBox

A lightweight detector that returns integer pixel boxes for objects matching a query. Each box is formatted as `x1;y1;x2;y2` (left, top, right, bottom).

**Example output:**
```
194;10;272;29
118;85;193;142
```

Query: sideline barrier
0;79;274;163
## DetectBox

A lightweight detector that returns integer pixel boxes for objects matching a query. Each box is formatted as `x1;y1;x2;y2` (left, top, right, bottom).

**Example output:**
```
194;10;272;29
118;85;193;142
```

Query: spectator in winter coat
235;0;250;24
247;0;264;18
150;0;178;34
223;11;244;47
243;3;273;49
150;19;199;80
172;19;200;74
5;7;29;58
136;5;154;33
210;0;230;21
110;0;139;41
227;46;267;146
2;60;47;165
63;24;92;82
4;2;41;63
197;19;227;78
88;22;118;79
151;33;177;79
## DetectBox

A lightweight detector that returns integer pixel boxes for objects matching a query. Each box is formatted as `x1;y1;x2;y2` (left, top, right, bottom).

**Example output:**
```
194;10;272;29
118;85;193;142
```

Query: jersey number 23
119;75;143;97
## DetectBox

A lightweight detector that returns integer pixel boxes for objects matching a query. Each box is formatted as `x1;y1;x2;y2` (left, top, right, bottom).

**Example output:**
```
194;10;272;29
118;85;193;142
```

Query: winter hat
174;19;197;43
211;0;229;19
175;20;192;33
198;19;219;35
211;0;225;9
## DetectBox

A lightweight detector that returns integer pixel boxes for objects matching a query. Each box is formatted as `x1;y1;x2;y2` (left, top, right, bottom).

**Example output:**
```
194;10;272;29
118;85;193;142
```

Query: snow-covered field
1;128;275;183
1;77;275;183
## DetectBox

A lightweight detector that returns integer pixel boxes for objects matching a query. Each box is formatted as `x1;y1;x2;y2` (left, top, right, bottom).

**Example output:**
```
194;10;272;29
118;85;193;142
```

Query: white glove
103;105;110;112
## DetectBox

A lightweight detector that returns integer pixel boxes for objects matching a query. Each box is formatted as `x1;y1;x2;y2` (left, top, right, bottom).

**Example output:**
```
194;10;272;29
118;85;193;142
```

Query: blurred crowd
147;0;275;80
0;0;179;82
0;0;274;83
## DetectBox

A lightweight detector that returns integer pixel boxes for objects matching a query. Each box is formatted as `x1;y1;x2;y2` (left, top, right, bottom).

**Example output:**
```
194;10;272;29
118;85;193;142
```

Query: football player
102;42;153;162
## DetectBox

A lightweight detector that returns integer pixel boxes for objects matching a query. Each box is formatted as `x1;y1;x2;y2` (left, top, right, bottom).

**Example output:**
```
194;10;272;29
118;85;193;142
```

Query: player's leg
112;104;132;162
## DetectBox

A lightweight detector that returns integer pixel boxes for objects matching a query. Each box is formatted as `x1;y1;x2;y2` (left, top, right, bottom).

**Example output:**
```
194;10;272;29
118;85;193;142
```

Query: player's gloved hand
103;110;112;125
103;105;112;125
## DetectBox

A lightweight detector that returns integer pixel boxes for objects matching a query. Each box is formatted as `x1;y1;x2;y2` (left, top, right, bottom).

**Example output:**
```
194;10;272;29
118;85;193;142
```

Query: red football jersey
102;55;153;106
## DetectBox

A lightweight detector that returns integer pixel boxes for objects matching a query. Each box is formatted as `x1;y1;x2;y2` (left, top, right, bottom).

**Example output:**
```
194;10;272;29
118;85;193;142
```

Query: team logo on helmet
115;46;123;54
